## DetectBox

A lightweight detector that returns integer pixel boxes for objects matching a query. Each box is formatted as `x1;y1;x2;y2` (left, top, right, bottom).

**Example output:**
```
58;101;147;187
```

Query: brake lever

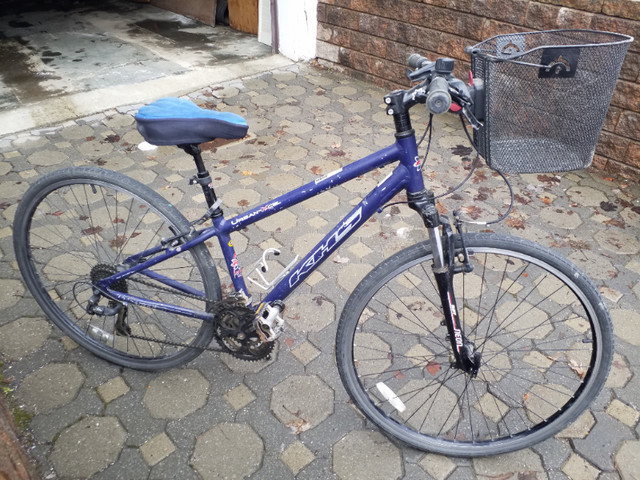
461;105;483;130
406;63;435;82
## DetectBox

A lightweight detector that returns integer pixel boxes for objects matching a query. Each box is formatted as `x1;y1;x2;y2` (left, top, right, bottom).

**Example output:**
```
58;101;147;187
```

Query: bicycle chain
111;275;273;360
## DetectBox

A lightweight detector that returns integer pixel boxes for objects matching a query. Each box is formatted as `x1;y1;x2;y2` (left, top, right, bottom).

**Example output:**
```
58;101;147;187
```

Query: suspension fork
408;191;481;375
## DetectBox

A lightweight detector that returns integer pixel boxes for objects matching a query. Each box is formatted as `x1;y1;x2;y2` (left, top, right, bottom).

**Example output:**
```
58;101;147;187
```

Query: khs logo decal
289;207;363;288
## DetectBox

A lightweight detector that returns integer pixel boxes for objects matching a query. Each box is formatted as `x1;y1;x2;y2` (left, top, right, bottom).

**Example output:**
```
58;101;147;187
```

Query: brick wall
316;0;640;178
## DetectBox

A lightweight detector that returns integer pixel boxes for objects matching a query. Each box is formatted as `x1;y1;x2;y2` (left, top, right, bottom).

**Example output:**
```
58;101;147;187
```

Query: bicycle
13;30;632;457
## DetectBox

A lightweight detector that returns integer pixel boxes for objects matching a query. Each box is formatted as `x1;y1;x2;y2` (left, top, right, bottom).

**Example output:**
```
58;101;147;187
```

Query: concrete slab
0;0;291;136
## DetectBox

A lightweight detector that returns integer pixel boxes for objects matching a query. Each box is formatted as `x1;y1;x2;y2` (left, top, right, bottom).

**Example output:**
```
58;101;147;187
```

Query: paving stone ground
1;63;639;479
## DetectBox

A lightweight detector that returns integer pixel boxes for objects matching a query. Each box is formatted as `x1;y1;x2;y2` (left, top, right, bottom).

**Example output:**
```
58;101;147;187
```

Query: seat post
180;144;220;211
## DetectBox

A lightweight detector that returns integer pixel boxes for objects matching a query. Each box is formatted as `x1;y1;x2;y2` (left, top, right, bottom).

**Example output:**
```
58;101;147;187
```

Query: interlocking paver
558;410;596;439
473;449;547;480
606;399;640;427
15;363;85;415
191;423;263;479
271;374;333;431
97;376;130;404
285;293;335;333
223;383;256;411
290;340;321;366
611;309;640;346
615;440;640;480
140;432;176;467
0;57;639;480
0;317;51;359
143;369;210;419
562;452;600;480
281;440;315;475
332;430;403;480
50;416;127;478
419;453;457;480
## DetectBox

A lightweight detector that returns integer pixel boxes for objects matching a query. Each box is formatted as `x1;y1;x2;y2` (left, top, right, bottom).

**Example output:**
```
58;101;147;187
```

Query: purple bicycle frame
97;134;425;320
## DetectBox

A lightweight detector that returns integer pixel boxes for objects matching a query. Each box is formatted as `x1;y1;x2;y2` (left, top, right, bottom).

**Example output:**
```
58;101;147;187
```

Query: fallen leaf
537;174;561;184
436;201;448;214
568;359;586;379
452;145;473;156
599;201;617;212
506;216;525;230
465;205;483;220
312;295;325;306
285;418;311;434
284;337;294;347
82;226;103;235
110;236;126;249
604;218;625;229
426;362;441;376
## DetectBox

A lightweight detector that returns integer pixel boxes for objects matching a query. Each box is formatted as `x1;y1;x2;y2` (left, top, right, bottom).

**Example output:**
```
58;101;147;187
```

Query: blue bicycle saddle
135;97;249;146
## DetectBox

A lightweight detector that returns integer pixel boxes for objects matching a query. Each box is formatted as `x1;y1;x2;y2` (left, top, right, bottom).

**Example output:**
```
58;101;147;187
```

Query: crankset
211;296;274;361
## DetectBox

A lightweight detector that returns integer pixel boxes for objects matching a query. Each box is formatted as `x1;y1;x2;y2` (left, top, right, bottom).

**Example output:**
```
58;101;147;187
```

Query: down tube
263;169;410;304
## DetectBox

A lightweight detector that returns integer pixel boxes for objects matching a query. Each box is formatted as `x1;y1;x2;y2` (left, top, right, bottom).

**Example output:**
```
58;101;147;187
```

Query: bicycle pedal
256;302;285;342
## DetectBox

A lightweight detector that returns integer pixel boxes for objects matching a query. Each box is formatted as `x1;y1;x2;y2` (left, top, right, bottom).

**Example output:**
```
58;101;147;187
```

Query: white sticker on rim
376;382;406;413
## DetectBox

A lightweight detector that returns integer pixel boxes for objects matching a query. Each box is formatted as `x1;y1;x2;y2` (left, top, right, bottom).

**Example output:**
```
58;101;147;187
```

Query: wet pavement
1;61;640;479
0;0;284;136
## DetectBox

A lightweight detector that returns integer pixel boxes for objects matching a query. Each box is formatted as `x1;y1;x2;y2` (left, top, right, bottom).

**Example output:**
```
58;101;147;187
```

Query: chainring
212;297;274;361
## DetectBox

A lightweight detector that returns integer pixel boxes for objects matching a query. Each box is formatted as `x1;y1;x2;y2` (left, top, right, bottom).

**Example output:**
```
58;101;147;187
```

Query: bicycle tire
13;166;221;371
336;233;613;456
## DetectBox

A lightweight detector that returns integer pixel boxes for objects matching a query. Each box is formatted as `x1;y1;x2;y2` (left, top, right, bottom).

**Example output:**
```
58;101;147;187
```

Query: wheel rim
347;244;605;452
20;177;216;363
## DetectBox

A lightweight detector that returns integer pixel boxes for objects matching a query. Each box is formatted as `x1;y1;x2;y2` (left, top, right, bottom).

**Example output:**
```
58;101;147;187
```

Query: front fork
408;190;481;375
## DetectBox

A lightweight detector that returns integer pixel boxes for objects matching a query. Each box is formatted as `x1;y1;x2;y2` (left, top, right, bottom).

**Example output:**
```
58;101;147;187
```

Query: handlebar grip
426;76;451;114
408;53;430;69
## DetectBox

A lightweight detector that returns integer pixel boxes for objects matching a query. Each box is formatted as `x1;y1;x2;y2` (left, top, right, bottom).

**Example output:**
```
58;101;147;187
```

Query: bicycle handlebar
407;53;432;69
426;76;452;114
405;54;484;126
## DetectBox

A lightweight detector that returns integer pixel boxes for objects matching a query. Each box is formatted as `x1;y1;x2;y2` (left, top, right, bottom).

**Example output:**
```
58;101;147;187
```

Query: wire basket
470;30;633;173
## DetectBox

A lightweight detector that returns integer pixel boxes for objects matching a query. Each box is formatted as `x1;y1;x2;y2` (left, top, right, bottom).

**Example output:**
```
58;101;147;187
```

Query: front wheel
336;233;613;456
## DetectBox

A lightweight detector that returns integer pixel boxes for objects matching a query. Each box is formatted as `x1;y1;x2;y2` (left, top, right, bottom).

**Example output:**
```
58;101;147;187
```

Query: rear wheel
13;167;221;370
336;233;613;456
